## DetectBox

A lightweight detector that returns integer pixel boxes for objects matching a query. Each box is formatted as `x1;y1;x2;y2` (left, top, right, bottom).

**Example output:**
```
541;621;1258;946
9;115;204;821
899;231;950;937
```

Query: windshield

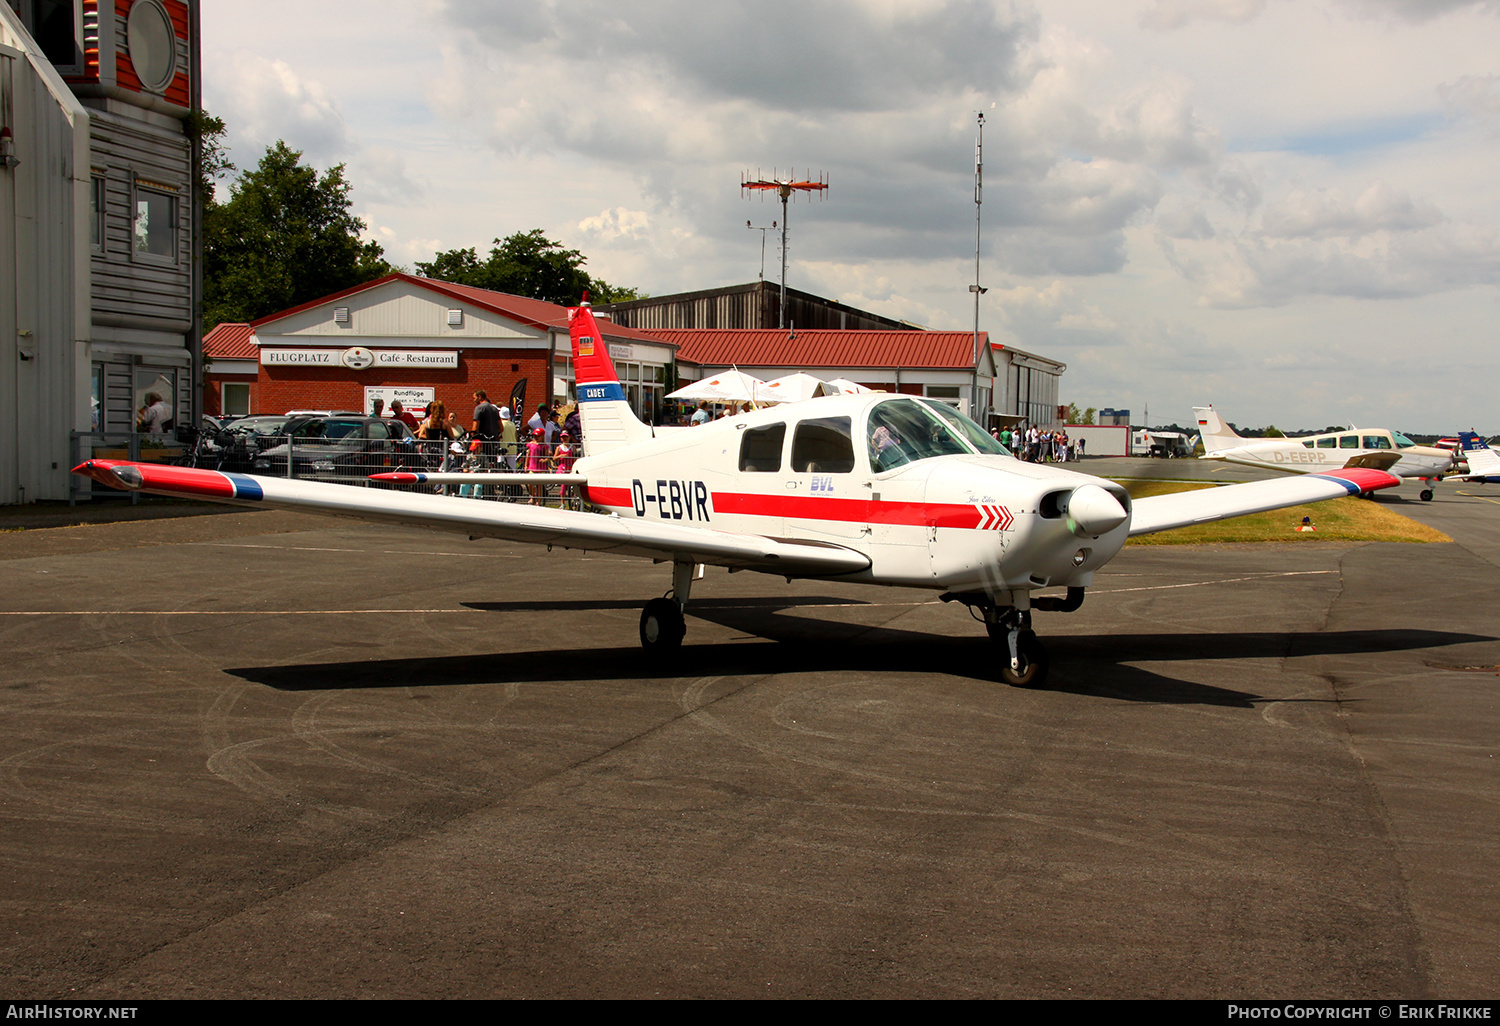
1394;431;1416;448
867;398;1003;472
919;400;1009;456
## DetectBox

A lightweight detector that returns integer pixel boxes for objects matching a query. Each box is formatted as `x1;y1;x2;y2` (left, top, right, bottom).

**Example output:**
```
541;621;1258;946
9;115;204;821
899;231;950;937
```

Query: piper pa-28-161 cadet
1447;432;1500;486
73;302;1402;687
1194;405;1452;501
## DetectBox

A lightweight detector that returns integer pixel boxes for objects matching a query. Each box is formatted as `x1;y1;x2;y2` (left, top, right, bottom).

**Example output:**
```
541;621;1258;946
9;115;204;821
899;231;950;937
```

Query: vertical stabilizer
1459;432;1500;478
569;299;654;455
1193;406;1243;454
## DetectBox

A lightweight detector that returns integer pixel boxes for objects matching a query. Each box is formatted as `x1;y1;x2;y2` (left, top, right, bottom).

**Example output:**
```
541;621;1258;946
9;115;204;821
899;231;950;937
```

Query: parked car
250;416;419;480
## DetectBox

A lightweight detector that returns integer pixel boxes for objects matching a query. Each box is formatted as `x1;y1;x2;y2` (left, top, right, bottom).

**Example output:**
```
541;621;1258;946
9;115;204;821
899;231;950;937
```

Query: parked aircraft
1447;432;1500;486
1194;406;1452;501
73;305;1402;687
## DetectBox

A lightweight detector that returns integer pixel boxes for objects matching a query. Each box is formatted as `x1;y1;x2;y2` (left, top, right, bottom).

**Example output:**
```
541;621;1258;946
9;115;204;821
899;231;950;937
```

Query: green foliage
415;229;641;305
204;142;392;329
1065;403;1096;425
187;110;233;205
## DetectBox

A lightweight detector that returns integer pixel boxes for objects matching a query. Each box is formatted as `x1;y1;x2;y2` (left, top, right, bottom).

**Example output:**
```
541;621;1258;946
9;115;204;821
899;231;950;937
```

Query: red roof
653;329;989;370
202;322;256;360
250;272;668;344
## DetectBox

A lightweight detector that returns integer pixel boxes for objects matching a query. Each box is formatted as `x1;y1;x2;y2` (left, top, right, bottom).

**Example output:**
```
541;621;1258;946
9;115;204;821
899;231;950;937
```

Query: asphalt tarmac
1;468;1497;999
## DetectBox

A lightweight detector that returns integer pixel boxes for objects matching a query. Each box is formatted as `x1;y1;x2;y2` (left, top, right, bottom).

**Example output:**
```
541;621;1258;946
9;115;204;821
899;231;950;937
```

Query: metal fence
72;427;585;509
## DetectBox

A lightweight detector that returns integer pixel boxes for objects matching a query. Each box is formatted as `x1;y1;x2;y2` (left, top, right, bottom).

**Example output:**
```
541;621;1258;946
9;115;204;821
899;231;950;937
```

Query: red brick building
203;273;678;420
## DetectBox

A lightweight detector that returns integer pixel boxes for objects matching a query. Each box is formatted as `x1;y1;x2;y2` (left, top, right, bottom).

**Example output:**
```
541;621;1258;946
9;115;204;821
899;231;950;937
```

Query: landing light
1073;549;1088;567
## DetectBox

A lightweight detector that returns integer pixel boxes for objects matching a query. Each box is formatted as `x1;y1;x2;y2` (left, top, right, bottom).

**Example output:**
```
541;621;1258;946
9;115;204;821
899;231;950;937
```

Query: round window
126;0;176;93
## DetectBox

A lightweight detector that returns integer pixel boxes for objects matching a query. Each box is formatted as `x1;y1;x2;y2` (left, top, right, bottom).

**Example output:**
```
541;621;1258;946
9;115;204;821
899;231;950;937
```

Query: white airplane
1446;432;1500;486
1194;406;1452;501
73;303;1402;688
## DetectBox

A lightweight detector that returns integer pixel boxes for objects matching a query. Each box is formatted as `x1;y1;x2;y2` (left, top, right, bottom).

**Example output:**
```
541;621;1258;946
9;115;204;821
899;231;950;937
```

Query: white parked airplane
1194;406;1452;501
1447;432;1500;486
73;304;1402;687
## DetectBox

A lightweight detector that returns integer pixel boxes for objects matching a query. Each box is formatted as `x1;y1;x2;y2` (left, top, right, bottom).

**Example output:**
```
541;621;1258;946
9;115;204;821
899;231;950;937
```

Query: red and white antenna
742;169;828;328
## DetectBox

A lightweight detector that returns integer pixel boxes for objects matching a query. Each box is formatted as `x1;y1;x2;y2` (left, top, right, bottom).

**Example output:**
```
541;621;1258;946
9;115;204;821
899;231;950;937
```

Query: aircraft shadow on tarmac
226;598;1493;707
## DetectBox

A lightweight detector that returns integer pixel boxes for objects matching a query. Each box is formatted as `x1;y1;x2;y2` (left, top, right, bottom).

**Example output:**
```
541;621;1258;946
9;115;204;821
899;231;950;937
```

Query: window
125;0;176;92
1316;437;1337;449
1339;435;1359;449
739;423;785;472
90;175;105;251
133;184;177;261
790;417;855;474
1363;435;1392;450
866;399;977;473
30;0;80;70
221;383;250;417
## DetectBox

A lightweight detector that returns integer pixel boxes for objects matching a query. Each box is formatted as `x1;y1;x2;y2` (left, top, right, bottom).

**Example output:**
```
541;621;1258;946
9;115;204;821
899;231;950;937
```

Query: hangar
1;0;201;503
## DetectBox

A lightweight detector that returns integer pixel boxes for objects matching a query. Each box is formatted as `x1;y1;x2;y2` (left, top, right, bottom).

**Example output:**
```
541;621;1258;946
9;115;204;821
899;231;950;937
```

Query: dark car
249;416;419;480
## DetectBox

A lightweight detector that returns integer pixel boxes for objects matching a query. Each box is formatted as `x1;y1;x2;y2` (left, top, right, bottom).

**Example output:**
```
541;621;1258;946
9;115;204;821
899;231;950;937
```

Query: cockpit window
919;400;1009;456
867;399;975;473
791;417;855;473
1363;434;1392;450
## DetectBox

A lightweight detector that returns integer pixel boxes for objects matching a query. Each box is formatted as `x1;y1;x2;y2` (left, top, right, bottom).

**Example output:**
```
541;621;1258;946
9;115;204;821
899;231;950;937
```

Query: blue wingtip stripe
225;473;265;501
1308;474;1361;496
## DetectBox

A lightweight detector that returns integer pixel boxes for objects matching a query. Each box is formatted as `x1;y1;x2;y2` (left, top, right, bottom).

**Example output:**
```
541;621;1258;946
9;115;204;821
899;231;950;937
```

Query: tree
1065;403;1096;425
204;142;391;329
415;229;641;305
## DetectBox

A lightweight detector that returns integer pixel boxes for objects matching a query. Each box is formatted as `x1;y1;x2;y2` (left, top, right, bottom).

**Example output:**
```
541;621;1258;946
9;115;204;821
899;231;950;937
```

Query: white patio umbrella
823;377;874;395
754;372;829;405
667;369;765;404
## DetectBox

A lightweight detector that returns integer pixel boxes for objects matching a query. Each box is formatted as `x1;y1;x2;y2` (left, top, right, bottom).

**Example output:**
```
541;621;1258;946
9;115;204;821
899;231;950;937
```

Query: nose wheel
985;609;1050;688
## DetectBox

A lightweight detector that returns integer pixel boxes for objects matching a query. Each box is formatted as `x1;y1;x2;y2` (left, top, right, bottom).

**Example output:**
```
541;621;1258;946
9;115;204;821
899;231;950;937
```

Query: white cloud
578;207;651;242
1138;0;1269;31
211;53;356;167
1259;182;1443;239
1336;0;1500;23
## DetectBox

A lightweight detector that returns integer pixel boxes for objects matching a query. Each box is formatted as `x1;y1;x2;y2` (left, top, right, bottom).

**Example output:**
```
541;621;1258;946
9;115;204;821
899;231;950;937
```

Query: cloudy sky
203;0;1500;432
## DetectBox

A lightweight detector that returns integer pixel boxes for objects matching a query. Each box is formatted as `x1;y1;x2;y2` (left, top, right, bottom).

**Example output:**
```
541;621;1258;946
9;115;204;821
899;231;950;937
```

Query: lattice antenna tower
742;169;829;328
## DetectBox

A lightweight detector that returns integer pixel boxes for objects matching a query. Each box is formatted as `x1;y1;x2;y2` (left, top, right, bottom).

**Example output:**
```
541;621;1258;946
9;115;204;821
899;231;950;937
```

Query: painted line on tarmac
0;600;944;617
1094;570;1337;594
191;542;527;558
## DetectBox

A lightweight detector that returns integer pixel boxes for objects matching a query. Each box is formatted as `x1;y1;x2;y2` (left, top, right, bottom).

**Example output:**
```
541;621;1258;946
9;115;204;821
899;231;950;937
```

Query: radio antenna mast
742;169;829;328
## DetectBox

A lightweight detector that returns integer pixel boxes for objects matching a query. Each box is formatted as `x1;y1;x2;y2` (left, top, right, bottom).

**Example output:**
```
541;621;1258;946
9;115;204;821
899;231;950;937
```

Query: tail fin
1193;406;1243;454
1459;432;1500;477
569;298;653;455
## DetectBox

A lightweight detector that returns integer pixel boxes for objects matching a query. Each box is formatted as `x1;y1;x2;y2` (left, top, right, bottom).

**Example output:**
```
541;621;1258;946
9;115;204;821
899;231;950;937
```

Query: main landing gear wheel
1420;489;1434;502
640;597;686;653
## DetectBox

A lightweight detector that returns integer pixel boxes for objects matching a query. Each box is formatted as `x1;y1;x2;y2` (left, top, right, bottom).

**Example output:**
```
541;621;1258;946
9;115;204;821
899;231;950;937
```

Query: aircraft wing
72;461;871;577
1128;468;1401;537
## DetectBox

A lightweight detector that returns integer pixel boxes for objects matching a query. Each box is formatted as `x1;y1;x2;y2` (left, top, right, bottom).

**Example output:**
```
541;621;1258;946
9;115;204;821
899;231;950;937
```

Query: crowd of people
389;392;584;507
991;425;1084;463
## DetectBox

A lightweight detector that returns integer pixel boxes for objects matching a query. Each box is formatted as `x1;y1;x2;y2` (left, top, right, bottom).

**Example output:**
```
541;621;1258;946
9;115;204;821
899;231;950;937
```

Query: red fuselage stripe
587;484;988;529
